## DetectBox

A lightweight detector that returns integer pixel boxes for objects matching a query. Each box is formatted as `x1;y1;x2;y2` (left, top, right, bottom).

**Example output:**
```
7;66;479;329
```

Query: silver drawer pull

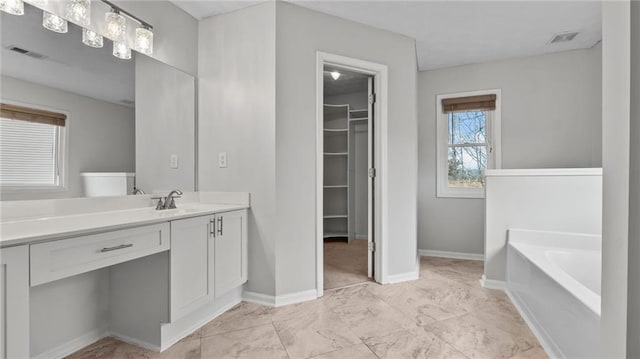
100;244;133;253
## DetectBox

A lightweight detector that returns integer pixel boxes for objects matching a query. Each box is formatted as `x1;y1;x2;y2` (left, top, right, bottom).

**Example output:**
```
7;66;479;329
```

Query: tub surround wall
418;47;602;257
0;76;135;201
484;168;602;286
601;1;632;357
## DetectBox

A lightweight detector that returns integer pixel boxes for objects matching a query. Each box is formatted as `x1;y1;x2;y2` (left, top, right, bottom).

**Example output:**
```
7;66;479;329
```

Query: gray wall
135;56;196;194
198;3;277;296
275;2;418;294
601;1;631;357
628;1;639;357
114;1;198;75
418;47;602;255
0;76;135;201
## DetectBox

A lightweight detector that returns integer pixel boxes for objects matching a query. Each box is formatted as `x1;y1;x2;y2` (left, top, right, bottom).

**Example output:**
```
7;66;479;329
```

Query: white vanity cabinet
170;209;247;321
0;246;30;359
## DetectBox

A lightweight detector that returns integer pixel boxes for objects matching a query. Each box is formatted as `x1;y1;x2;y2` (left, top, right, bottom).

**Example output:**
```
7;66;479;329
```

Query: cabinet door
0;246;29;359
214;210;247;298
170;215;213;321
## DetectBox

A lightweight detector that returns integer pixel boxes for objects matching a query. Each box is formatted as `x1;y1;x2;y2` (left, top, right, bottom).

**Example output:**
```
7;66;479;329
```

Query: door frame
315;51;388;297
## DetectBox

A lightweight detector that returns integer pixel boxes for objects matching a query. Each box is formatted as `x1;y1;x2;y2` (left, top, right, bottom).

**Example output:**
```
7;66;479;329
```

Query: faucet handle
151;196;165;210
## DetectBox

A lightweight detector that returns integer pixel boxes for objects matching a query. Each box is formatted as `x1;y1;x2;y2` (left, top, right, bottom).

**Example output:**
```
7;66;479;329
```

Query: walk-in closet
322;66;373;290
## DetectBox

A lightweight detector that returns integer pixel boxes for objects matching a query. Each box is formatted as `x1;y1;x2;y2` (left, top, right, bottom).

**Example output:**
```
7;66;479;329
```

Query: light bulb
82;28;103;48
66;0;90;26
43;11;67;33
0;0;24;15
113;41;131;60
331;71;341;80
104;10;126;42
135;27;153;55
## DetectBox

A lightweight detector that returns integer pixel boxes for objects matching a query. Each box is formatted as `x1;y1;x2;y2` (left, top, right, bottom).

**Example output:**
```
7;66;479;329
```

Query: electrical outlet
219;152;227;168
170;154;179;169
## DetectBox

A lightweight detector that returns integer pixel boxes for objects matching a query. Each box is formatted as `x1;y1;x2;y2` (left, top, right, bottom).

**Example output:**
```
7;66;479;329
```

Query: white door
214;210;247;298
367;77;375;278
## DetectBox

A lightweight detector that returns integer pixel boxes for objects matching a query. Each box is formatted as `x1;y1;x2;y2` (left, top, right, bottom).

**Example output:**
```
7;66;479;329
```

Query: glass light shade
113;41;131;60
0;0;24;15
43;11;67;33
65;0;90;26
134;27;153;55
82;28;103;48
104;11;125;42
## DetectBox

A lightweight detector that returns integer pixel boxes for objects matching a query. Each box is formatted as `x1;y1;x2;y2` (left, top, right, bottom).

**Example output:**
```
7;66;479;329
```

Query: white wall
114;1;198;75
0;76;135;201
628;2;639;356
484;169;602;283
135;55;196;194
418;47;602;255
198;3;277;296
275;2;418;294
601;2;631;357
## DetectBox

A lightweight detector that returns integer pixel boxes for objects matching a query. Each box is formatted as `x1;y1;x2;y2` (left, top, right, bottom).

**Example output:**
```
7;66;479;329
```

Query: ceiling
171;0;601;71
1;4;135;107
324;67;370;96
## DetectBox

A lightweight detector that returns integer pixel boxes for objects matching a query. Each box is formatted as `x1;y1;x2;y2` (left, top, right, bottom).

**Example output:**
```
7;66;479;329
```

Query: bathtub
506;229;601;359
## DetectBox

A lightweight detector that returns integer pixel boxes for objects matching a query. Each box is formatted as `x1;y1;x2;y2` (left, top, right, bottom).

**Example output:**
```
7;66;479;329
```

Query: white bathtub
506;229;601;359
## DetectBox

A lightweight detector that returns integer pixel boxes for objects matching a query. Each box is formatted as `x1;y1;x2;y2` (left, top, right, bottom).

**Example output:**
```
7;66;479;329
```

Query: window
0;103;67;191
436;90;501;198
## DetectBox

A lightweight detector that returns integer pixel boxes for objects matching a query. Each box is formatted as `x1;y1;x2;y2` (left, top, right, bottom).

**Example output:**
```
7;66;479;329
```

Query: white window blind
0;117;59;186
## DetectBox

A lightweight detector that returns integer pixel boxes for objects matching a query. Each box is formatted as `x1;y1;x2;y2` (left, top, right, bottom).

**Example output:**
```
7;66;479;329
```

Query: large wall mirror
0;3;195;201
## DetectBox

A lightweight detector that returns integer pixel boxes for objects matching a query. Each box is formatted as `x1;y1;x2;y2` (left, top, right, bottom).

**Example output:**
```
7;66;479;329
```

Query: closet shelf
323;232;348;238
324;152;348;156
323;214;348;219
349;117;368;122
324;185;348;188
324;129;348;132
349;109;368;113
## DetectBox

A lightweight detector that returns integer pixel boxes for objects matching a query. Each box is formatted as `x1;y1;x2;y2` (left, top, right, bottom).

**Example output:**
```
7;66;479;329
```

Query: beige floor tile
65;337;121;359
201;301;273;338
364;327;469;359
324;240;370;290
424;313;537;359
363;282;440;326
273;306;361;359
309;344;377;359
508;346;549;359
201;324;288;359
406;278;478;321
111;338;200;359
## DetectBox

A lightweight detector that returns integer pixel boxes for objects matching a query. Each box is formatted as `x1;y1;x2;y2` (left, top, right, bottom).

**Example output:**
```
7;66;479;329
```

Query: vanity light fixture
43;11;67;33
104;9;126;42
112;41;131;59
0;0;24;15
82;28;103;48
134;26;153;55
330;71;341;80
65;0;90;26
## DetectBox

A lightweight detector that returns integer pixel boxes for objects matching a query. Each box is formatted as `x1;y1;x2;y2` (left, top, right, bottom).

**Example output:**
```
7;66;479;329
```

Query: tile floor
323;239;370;290
66;257;547;359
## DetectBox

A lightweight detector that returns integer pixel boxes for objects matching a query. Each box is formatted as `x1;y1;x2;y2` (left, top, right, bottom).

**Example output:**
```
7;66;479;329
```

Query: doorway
316;52;388;296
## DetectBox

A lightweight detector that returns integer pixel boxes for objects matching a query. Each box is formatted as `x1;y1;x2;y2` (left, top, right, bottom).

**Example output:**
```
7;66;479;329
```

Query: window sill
1;185;67;194
437;188;485;199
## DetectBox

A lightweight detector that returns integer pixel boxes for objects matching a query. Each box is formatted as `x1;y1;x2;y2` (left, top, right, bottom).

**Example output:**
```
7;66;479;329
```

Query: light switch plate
219;152;227;168
170;154;179;169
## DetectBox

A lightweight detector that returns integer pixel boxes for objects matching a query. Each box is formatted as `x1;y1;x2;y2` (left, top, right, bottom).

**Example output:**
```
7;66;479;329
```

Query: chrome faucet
133;187;145;195
164;189;183;209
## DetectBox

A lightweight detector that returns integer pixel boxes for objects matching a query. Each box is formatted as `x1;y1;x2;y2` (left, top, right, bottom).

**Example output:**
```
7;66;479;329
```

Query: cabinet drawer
30;223;170;286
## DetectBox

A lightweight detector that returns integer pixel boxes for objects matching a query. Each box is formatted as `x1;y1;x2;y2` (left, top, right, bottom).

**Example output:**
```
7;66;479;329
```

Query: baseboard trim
242;289;318;307
480;275;506;290
419;249;484;261
505;290;557;358
32;327;109;359
110;331;160;352
383;270;420;284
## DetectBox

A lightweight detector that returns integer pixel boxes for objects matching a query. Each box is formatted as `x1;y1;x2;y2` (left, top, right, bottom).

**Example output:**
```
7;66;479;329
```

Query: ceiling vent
4;45;47;60
549;32;579;44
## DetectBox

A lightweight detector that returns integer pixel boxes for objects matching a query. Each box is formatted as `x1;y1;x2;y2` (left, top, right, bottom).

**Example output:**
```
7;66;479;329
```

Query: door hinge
368;168;376;178
368;93;376;105
368;241;376;252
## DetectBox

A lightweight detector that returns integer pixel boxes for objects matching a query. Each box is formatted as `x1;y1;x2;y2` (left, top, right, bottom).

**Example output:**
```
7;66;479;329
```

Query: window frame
436;89;502;199
0;100;69;194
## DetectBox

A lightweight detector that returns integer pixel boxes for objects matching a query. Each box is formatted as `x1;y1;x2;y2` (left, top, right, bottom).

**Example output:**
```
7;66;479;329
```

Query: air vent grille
5;45;47;59
549;32;579;44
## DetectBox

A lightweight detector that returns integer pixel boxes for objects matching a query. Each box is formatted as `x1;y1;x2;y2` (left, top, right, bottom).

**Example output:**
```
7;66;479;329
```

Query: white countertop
0;193;250;248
